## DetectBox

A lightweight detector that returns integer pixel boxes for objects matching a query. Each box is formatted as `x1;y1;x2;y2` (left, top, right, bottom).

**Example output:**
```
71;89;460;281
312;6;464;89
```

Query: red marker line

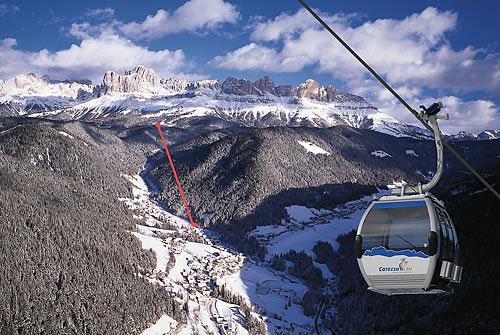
155;122;197;227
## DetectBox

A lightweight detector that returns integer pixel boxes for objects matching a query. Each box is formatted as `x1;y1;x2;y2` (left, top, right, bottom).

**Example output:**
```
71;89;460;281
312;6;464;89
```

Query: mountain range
1;65;497;141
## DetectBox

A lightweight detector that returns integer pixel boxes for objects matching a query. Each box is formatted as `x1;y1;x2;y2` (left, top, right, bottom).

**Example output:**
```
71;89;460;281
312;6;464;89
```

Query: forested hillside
1;118;498;334
0;121;183;334
150;127;500;258
150;126;436;254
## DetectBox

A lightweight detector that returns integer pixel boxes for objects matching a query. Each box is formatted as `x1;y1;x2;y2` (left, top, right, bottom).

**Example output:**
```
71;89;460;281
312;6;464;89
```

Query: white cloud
354;79;500;133
438;97;498;133
249;8;352;42
68;1;239;41
120;0;239;39
0;4;19;17
211;7;499;94
85;7;115;20
209;43;287;71
0;38;33;76
0;35;192;83
68;21;119;39
69;22;93;39
1;2;238;84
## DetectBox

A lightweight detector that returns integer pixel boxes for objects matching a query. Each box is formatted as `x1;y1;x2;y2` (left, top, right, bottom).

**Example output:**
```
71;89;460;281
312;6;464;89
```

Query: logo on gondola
398;258;412;272
363;246;429;259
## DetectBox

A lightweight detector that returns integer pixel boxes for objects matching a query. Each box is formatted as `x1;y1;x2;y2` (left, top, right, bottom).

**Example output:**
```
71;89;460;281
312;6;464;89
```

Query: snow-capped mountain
446;129;500;141
0;66;496;140
447;131;476;141
0;73;93;115
476;130;500;140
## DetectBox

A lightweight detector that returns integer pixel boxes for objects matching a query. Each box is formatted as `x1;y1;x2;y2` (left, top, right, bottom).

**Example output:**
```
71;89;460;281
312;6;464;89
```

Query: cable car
355;193;462;295
355;103;463;295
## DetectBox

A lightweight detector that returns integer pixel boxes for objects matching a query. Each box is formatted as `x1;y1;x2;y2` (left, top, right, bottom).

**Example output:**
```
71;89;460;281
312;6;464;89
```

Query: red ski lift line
155;122;197;227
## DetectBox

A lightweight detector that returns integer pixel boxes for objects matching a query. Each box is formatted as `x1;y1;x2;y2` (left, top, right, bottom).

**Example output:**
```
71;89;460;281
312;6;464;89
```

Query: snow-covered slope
0;66;405;136
48;69;385;132
0;73;93;115
476;129;500;141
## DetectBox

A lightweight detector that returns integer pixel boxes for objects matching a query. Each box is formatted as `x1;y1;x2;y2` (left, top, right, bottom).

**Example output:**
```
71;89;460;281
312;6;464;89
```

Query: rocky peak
448;130;500;141
101;71;120;94
325;85;339;102
100;65;161;94
274;85;295;97
41;75;92;86
254;76;275;94
6;73;47;89
0;73;93;101
161;78;188;92
477;129;500;140
221;77;263;96
187;80;220;90
297;79;327;101
124;65;160;85
455;131;475;139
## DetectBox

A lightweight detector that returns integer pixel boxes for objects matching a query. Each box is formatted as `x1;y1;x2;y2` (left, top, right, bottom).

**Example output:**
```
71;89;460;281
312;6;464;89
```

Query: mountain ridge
1;66;497;140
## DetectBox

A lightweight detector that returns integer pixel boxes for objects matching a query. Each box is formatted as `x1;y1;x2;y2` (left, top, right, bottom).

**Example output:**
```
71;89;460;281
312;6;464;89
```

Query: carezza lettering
378;258;413;272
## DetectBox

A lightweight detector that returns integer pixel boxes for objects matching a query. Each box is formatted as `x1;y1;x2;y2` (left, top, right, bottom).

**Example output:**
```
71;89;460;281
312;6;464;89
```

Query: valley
121;163;374;334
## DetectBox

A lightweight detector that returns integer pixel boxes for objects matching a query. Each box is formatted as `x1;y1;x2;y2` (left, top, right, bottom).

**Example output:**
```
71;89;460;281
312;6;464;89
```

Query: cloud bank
213;7;500;93
0;0;240;83
0;36;188;83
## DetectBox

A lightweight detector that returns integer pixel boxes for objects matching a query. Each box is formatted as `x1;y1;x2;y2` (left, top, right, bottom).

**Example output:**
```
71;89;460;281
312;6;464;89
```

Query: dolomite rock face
1;73;92;97
187;80;220;90
101;65;161;94
2;66;495;141
254;76;276;95
274;85;295;97
161;78;189;92
0;72;93;116
297;79;328;101
221;77;264;96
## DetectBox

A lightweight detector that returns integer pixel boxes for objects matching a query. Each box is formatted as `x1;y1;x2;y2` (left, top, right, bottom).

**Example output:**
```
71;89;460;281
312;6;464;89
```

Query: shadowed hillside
150;126;440;254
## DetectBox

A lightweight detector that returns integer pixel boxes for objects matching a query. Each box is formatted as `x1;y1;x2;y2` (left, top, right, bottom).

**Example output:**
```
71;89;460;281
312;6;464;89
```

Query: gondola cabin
355;193;462;295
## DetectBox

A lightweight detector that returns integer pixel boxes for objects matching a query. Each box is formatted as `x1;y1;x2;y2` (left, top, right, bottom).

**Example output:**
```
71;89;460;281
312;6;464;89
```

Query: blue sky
1;0;499;132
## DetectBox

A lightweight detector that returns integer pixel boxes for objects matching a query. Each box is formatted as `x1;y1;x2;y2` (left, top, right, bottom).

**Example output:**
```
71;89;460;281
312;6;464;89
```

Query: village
121;173;316;335
170;235;246;299
120;174;260;334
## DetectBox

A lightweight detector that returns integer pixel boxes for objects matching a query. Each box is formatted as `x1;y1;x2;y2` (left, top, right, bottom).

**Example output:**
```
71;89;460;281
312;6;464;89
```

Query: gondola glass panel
361;201;431;253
